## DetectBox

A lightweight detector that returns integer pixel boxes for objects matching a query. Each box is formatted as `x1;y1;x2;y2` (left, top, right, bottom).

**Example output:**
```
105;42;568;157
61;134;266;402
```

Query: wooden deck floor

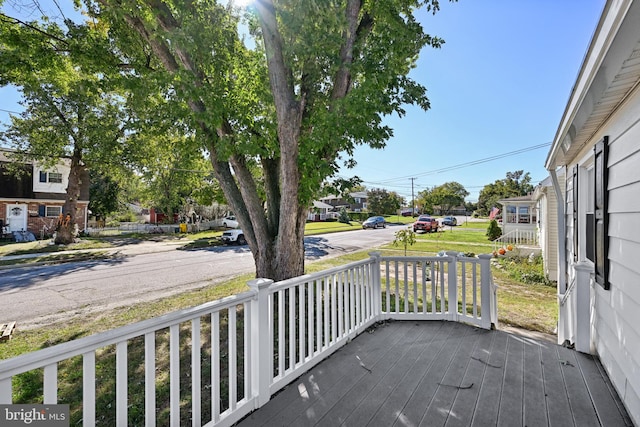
237;321;633;427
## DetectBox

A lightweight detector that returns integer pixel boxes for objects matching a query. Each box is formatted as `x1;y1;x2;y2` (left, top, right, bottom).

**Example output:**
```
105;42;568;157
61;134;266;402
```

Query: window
593;137;609;289
506;205;517;223
39;171;47;183
48;172;63;183
518;206;530;223
45;206;62;217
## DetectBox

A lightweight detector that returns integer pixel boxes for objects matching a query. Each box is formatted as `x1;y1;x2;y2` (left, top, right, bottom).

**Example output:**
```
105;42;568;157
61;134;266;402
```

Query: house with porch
0;149;89;238
319;191;368;212
494;194;540;248
545;0;640;424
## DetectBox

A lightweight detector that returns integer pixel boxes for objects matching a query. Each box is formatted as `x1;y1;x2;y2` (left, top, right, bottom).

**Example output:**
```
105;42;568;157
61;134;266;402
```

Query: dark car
442;216;457;226
413;215;438;233
362;216;386;229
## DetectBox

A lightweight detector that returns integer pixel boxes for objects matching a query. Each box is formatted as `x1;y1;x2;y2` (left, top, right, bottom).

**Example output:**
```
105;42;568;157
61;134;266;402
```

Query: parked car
413;215;438;233
362;216;386;229
442;216;457;226
221;229;247;245
222;216;239;228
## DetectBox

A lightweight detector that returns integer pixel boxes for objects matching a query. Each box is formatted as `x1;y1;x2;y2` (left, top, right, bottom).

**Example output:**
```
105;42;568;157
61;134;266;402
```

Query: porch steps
0;322;16;342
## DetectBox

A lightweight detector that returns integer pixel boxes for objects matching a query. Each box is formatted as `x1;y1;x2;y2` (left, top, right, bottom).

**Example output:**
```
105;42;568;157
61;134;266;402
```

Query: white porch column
575;262;593;354
248;278;274;408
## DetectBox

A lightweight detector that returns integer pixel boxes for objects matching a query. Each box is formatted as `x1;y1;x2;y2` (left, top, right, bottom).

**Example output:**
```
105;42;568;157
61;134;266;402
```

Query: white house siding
567;84;640;425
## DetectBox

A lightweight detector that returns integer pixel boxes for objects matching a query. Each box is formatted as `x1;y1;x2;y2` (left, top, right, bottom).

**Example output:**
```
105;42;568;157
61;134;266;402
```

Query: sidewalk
0;238;189;267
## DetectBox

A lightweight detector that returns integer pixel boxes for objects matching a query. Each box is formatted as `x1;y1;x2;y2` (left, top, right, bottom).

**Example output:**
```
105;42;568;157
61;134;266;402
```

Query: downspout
550;168;567;294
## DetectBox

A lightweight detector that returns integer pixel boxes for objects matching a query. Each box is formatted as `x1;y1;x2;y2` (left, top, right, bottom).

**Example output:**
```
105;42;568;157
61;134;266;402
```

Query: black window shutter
572;165;578;262
38;205;46;217
594;136;609;290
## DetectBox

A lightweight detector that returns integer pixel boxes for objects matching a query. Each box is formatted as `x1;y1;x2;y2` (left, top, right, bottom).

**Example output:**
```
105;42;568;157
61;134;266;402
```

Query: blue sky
337;0;606;201
1;1;605;202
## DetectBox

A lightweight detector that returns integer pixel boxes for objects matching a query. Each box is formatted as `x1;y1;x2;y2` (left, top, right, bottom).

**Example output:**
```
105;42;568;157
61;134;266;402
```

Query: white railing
492;228;539;250
0;252;496;426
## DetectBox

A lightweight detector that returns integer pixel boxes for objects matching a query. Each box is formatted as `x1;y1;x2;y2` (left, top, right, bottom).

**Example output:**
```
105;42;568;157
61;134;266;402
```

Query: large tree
477;170;534;216
0;12;129;243
91;0;449;281
367;188;404;215
3;0;451;280
416;181;468;214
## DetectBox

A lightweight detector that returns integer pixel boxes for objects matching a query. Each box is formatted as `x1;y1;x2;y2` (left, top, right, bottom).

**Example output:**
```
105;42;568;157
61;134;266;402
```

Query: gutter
550;168;567;294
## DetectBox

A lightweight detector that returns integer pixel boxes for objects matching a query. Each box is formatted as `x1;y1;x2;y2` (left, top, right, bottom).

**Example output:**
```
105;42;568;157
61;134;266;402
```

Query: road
0;225;401;329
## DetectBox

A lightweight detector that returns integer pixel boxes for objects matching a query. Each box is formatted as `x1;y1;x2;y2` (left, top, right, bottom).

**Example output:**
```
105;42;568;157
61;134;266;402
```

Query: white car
221;229;247;245
222;216;239;228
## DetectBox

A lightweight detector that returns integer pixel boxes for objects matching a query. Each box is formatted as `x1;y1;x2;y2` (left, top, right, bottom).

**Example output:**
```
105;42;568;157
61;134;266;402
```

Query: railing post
248;278;274;408
446;251;459;321
478;254;494;329
368;251;382;320
575;262;593;353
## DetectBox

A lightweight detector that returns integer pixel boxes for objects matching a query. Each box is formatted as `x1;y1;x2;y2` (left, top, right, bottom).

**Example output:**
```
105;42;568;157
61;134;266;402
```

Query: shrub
486;219;502;241
338;208;351;224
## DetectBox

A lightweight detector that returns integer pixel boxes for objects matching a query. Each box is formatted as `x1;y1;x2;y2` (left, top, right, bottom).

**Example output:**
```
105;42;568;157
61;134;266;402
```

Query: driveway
0;226;401;329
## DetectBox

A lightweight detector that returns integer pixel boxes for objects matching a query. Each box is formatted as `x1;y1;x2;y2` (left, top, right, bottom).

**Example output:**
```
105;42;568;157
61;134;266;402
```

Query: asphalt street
0;225;400;329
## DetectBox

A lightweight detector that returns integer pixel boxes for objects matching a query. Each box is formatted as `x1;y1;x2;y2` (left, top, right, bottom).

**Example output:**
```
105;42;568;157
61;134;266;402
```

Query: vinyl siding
586;85;640;426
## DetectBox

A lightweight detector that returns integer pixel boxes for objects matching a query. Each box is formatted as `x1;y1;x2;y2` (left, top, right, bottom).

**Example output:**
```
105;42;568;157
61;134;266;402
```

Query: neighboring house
496;194;537;234
533;171;565;282
307;201;335;221
545;1;640;424
0;149;89;238
319;191;368;212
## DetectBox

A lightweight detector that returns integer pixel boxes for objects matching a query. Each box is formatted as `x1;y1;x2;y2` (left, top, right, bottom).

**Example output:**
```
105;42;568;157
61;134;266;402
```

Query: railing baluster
144;333;155;427
299;283;306;365
244;301;251;402
212;312;220;423
331;274;337;343
43;363;57;404
83;351;96;426
337;271;344;339
323;277;330;348
422;262;427;314
191;318;201;427
461;260;467;318
349;269;355;331
0;378;11;403
278;290;285;376
229;308;237;411
170;324;180;427
394;260;399;314
316;279;322;353
289;287;296;370
308;280;314;358
385;260;390;315
473;262;478;318
412;262;418;313
116;341;127;426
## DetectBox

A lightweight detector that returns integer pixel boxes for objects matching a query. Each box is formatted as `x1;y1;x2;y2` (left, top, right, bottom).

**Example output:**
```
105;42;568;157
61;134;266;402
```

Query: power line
372;142;551;184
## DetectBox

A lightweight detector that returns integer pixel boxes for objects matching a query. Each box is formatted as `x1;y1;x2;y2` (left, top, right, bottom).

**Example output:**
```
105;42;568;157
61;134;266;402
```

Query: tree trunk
55;146;83;245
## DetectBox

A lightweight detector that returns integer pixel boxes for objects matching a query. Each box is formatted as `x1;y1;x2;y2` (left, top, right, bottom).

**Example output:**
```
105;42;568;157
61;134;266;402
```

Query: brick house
0;149;89;238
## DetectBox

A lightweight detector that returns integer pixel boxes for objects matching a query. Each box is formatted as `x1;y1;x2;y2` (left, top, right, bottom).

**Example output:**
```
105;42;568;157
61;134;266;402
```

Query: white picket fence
492;228;539;250
0;251;497;426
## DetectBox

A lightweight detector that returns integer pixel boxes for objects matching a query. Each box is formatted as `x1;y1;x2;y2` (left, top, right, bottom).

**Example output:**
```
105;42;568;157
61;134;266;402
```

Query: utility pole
410;177;416;215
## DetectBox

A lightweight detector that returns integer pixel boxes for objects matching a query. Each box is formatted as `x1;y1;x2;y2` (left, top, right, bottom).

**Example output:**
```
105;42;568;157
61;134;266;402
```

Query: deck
237;321;632;427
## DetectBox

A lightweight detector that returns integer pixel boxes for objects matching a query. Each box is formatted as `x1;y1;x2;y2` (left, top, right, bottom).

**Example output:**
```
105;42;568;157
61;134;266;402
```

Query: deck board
236;321;632;427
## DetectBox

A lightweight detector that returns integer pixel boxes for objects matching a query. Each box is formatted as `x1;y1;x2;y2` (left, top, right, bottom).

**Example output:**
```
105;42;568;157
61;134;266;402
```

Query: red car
413;215;438;233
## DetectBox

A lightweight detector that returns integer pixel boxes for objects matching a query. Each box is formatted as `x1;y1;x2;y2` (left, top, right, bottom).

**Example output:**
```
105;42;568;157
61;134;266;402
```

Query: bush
338;208;351;224
495;254;554;286
486;219;502;240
